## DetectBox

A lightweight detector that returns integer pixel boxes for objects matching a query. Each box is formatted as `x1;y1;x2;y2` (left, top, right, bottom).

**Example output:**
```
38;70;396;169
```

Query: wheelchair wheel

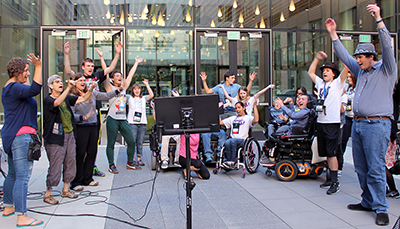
275;160;298;181
243;138;261;174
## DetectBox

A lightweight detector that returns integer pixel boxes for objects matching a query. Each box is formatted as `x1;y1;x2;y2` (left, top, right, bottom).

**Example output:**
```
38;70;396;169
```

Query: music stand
155;94;220;229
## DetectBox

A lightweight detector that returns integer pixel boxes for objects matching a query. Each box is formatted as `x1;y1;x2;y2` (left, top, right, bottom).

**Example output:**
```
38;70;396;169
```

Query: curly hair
7;57;29;79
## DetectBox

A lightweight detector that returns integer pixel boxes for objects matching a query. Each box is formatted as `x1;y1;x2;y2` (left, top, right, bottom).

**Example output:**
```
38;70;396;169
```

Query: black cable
25;169;160;228
176;177;185;219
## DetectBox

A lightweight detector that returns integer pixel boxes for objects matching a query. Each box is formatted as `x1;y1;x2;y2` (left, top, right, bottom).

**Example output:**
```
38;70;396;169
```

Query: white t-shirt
232;97;256;115
127;95;148;124
223;115;254;139
108;86;127;120
315;77;345;123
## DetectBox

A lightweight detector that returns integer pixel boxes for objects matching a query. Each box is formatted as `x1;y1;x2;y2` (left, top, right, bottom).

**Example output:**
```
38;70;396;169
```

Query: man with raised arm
326;4;397;226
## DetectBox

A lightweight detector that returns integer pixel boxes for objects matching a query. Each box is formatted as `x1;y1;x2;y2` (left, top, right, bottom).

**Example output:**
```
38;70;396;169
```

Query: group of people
0;3;396;227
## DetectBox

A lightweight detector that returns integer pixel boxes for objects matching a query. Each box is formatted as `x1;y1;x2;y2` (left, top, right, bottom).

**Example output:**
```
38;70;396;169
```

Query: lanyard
322;81;332;99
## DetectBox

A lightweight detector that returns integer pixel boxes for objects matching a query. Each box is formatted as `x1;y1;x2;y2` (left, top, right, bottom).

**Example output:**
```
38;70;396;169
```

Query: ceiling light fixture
218;8;223;18
255;5;260;15
233;0;238;9
238;12;244;23
289;0;296;12
260;17;266;28
280;12;285;22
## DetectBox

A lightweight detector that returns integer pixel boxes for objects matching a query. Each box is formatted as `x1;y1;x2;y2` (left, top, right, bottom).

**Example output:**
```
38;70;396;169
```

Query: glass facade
0;0;399;131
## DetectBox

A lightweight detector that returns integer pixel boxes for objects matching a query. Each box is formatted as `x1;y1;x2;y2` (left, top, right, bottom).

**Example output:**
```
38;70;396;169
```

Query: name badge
232;122;240;134
52;123;63;135
134;111;142;122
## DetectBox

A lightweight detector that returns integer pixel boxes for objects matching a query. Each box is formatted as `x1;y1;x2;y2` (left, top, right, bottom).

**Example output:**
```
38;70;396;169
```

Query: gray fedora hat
353;42;378;56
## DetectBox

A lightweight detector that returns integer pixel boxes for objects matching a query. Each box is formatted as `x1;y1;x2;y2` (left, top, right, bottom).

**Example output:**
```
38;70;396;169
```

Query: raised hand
367;4;381;20
316;51;328;60
325;18;337;35
135;57;144;63
27;53;41;67
268;84;275;89
95;48;103;57
115;41;123;55
64;42;70;55
142;78;149;85
249;72;257;82
199;72;207;81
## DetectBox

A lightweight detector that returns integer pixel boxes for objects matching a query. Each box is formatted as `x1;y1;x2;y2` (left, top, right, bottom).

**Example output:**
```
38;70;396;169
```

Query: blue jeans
201;130;227;157
131;124;147;158
3;134;34;214
352;119;390;213
224;138;244;162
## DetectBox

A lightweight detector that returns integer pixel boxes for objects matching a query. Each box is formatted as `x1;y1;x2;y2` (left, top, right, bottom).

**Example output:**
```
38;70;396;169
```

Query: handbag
27;134;41;161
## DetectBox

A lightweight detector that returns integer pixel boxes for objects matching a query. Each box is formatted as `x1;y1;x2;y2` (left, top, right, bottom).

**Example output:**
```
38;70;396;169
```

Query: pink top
179;134;200;159
16;126;36;136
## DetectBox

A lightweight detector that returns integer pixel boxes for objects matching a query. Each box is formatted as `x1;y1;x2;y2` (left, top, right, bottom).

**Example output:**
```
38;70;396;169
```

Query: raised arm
150;101;156;121
75;80;97;104
64;42;75;78
27;53;42;85
95;48;107;70
104;41;123;75
143;79;154;101
308;51;327;83
325;18;359;75
53;80;75;107
367;4;396;75
254;84;275;100
218;84;233;102
246;72;256;92
199;72;213;94
252;103;259;125
123;57;143;91
339;66;349;84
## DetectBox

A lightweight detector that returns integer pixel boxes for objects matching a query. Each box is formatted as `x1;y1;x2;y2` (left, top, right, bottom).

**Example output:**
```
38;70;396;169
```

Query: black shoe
376;213;389;226
319;180;332;189
386;190;400;198
326;181;340;195
347;203;373;211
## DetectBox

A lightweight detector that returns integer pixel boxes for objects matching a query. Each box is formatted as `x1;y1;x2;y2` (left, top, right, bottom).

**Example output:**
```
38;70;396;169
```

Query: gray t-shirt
108;85;127;120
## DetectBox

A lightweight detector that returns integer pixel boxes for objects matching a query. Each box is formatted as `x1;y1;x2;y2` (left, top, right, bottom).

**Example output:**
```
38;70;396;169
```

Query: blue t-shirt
1;81;42;154
212;83;241;113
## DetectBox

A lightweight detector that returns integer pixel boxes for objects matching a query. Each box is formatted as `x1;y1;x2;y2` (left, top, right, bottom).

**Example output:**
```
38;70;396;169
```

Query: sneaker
174;161;181;167
205;154;213;163
376;213;389;226
108;165;119;174
338;170;343;177
72;185;84;191
326;181;340;195
259;157;276;166
126;162;142;170
161;160;168;169
88;181;99;186
93;166;105;177
137;159;145;166
319;180;332;189
386;190;400;198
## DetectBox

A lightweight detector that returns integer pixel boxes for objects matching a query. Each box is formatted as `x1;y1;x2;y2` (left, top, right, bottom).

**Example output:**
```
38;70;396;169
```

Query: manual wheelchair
213;133;262;178
261;108;327;182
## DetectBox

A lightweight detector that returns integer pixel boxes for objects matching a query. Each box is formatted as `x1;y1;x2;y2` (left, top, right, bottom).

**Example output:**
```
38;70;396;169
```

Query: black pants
179;156;210;179
71;125;99;188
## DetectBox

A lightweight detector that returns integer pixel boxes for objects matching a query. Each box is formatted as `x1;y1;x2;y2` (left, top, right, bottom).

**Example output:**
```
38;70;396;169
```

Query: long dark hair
70;73;87;96
347;72;357;90
235;101;247;115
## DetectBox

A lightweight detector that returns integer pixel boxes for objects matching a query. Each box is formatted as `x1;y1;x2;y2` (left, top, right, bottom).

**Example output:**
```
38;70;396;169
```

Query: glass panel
0;0;41;25
200;35;229;89
197;0;271;28
0;28;40;125
126;29;193;97
42;0;195;27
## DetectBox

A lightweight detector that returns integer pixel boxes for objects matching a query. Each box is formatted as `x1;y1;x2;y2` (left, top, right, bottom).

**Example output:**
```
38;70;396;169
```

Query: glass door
41;28;124;139
195;29;271;137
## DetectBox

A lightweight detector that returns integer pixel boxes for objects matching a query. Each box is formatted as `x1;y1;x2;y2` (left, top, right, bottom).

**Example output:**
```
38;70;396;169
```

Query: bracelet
376;18;383;23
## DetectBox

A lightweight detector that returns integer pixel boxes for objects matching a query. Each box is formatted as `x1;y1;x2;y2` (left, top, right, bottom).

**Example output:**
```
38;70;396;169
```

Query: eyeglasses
52;80;62;84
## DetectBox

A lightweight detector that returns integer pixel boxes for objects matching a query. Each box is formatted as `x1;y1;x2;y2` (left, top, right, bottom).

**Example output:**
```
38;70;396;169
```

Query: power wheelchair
213;130;262;178
261;102;327;181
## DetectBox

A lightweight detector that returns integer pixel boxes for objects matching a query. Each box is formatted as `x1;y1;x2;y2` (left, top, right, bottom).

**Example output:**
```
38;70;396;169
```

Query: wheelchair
213;133;261;178
150;125;181;171
261;108;327;182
